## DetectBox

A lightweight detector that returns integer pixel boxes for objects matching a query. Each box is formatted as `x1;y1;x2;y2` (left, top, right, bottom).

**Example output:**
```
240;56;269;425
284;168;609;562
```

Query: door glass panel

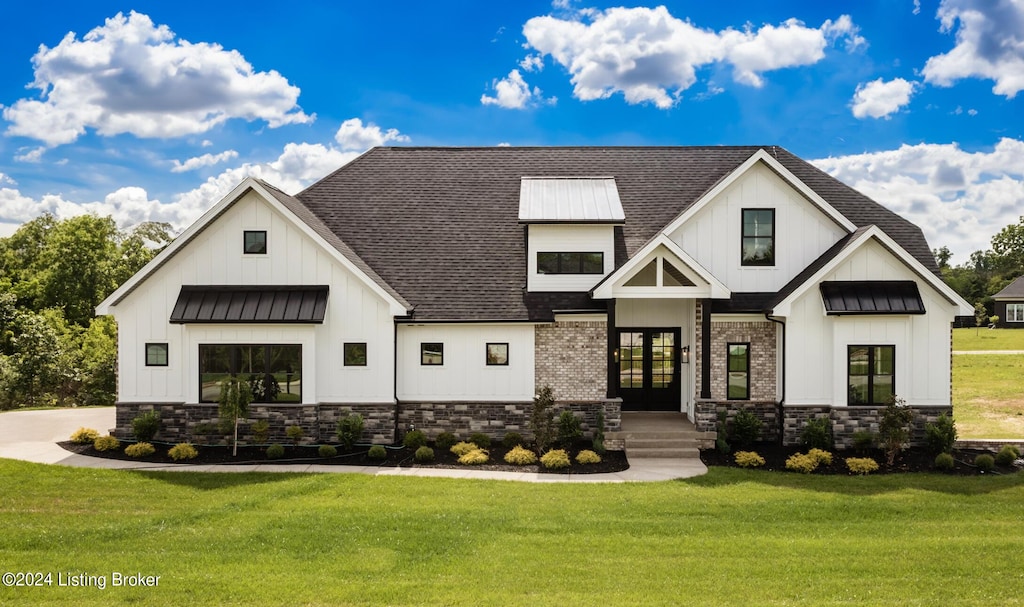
619;332;644;389
650;331;675;391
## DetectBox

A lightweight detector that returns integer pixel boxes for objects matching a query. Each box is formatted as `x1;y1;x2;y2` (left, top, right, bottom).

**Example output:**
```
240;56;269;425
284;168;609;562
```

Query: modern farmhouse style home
96;146;972;447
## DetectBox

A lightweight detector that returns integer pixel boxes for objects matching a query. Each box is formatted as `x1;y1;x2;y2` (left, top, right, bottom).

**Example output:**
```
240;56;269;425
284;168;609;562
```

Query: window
537;252;604;274
741;209;774;266
727;343;749;399
486;343;509;366
848;345;894;405
343;342;367;366
145;343;168;367
421;342;443;365
244;230;267;254
199;345;301;403
1007;303;1024;322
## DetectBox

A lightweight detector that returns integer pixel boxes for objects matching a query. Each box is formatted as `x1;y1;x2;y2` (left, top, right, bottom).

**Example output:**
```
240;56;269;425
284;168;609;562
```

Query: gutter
765;312;786;446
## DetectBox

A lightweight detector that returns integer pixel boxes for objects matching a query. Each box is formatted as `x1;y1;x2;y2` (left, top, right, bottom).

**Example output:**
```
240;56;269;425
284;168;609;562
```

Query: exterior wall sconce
681;345;690;364
613;348;619;363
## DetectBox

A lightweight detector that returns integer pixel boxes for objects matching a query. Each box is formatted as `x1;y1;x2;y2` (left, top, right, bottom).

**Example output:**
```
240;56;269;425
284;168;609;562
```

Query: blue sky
0;0;1021;262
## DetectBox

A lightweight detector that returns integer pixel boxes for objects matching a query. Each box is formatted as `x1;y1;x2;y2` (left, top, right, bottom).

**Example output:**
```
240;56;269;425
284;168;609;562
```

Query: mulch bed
58;440;629;475
700;442;1020;476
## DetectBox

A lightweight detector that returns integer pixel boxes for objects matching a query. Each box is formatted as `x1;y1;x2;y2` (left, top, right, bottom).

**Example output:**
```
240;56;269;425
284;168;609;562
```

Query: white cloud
200;140;213;148
812;138;1024;263
481;69;552;109
171;150;239;173
496;142;512;147
913;0;922;15
519;54;545;72
0;173;15;186
922;0;1024;97
334;118;410;151
2;11;313;146
851;78;917;119
14;147;46;163
516;6;865;108
968;108;978;115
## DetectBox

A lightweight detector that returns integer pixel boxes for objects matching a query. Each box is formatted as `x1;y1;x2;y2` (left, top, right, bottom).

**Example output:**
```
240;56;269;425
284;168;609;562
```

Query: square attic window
244;230;267;254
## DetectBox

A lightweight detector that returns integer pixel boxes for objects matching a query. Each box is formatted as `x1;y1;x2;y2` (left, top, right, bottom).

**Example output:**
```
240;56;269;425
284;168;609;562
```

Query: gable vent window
537;252;603;274
741;209;774;266
244;230;267;254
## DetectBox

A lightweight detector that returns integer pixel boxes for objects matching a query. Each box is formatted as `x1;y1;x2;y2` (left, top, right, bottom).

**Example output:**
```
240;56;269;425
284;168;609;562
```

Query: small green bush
403;430;427;450
924;413;957;455
502;432;524;449
785;453;818;474
575;449;602;465
540;449;571;470
125;442;155;458
434;432;458;451
934;452;955;470
93;435;120;452
807;448;833;466
71;427;101;444
458;449;489;465
285;425;304;444
716;437;731;454
132;411;161;442
450;441;478;457
250;419;269;443
414;446;434;462
734;451;765;468
504;445;538;465
879;397;913;466
851;430;875;453
974;454;995;472
266;444;285;459
557;411;582;448
336;413;365;451
468;432;491;449
994;445;1018;467
591;436;606;455
168;443;198;461
731;410;761;447
845;457;879;475
800;417;832;450
367;445;387;460
318;445;337;458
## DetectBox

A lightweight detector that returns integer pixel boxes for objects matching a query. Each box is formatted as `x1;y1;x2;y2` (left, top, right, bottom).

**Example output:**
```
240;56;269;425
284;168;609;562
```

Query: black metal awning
819;281;925;315
170;286;329;324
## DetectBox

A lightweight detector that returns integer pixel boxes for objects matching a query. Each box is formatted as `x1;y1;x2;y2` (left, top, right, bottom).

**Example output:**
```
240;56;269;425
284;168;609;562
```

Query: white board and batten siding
396;324;535;401
669;163;847;292
112;189;395;404
784;239;958;407
527;224;614;292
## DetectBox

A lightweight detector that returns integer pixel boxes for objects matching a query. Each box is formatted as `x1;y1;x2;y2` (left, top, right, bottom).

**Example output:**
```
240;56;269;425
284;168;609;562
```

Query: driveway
0;407;115;465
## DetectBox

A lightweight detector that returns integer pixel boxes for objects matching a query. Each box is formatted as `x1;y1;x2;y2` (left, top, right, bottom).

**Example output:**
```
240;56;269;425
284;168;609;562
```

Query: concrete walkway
0;407;707;483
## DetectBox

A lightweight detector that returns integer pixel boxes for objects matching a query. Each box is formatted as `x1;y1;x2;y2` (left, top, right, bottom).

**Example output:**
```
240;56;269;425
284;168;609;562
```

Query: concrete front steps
610;412;709;459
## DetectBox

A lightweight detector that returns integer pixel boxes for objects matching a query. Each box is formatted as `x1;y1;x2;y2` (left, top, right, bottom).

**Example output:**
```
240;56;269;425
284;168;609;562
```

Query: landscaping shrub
434;432;457;451
575;449;601;465
367;445;387;460
458;449;489;465
71;427;100;444
974;454;995;472
318;445;337;458
994;445;1018;467
450;441;477;457
266;444;285;459
800;417;833;450
504;445;538;465
716;437;731;455
785;453;818;474
93;435;120;452
845;457;879;475
715;411;730;454
502;432;524;449
469;432;491;449
168;443;198;461
529;386;556;454
286;425;304;445
336;414;364;451
557;411;582;448
851;430;875;453
924;413;957;455
250;419;269;444
734;451;765;468
403;429;427;450
540;449;571;470
125;442;155;458
132;411;161;442
592;409;606;454
414;446;434;462
878;396;913;466
807;448;833;467
731;410;761;447
934;452;955;471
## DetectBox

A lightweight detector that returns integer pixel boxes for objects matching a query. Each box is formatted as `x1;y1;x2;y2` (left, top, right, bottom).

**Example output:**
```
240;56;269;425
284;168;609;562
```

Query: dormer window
244;230;267;254
537;252;604;275
741;209;774;266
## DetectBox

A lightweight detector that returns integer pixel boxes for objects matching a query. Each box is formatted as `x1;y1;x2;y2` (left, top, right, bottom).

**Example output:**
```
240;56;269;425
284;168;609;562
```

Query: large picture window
741;209;775;266
1007;303;1024;322
199;345;301;403
727;343;750;400
537;252;604;274
848;345;894;405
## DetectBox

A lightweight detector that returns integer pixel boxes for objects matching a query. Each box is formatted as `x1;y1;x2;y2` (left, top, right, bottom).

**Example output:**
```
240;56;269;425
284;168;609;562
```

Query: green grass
1;460;1023;606
953;354;1024;438
953;327;1024;351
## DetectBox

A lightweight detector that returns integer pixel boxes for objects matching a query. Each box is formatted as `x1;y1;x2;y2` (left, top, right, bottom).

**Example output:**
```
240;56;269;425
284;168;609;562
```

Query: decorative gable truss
592;234;730;300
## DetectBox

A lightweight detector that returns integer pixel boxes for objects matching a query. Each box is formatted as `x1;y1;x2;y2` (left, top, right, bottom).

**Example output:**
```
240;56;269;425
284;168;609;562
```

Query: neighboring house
992;276;1024;328
96;146;973;447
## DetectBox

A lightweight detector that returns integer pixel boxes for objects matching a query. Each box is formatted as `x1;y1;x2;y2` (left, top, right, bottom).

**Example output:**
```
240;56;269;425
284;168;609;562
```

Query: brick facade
534;320;607;401
708;321;777;401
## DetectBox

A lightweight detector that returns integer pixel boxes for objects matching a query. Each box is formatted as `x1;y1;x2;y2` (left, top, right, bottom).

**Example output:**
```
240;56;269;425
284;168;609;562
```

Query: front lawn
953;353;1024;438
953;327;1024;350
1;459;1022;606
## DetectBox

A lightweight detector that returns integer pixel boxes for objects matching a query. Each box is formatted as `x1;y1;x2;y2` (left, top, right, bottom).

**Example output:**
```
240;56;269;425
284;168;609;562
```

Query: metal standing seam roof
518;177;626;223
170;286;329;324
819;281;926;315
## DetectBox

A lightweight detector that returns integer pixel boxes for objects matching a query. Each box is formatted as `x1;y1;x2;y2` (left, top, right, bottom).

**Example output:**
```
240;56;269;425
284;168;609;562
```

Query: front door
617;328;681;411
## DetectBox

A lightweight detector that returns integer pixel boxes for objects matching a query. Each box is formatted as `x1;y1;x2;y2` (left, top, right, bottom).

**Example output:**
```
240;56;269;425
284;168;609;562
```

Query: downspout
393;318;401;445
765;313;785;446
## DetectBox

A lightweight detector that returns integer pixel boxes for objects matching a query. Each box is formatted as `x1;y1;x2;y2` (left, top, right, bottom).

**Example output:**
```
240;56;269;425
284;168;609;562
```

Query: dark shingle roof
295;147;938;321
993;275;1024;299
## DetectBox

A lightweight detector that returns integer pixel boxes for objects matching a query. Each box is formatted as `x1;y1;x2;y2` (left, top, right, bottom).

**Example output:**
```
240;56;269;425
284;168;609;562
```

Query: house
992;276;1024;328
96;146;973;448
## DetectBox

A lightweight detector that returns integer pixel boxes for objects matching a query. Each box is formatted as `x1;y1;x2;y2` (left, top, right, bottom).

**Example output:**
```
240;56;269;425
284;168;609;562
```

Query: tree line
935;215;1024;321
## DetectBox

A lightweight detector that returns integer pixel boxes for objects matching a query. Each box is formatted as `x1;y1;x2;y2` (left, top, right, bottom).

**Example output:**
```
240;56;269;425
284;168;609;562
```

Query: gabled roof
993;275;1024;300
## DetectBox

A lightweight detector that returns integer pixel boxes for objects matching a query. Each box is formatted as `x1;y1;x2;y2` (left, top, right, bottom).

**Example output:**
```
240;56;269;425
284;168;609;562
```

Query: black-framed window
537;252;604;274
848;345;894;405
486;343;509;366
421;342;443;366
343;342;367;366
145;343;168;367
1007;303;1024;323
244;230;267;254
741;209;774;266
199;344;301;403
727;343;750;399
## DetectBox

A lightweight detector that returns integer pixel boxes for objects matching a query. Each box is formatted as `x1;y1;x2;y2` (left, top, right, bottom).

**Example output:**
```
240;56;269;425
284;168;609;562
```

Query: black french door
617;328;681;411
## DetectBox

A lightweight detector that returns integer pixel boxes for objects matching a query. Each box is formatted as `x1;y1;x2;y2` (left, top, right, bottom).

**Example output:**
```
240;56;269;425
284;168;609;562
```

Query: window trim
726;342;750;400
847;345;896;406
740;208;775;267
145;342;169;367
421;342;444;366
243;230;267;255
343;342;367;367
537;251;604;275
485;342;509;366
1006;303;1024;322
198;344;302;403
